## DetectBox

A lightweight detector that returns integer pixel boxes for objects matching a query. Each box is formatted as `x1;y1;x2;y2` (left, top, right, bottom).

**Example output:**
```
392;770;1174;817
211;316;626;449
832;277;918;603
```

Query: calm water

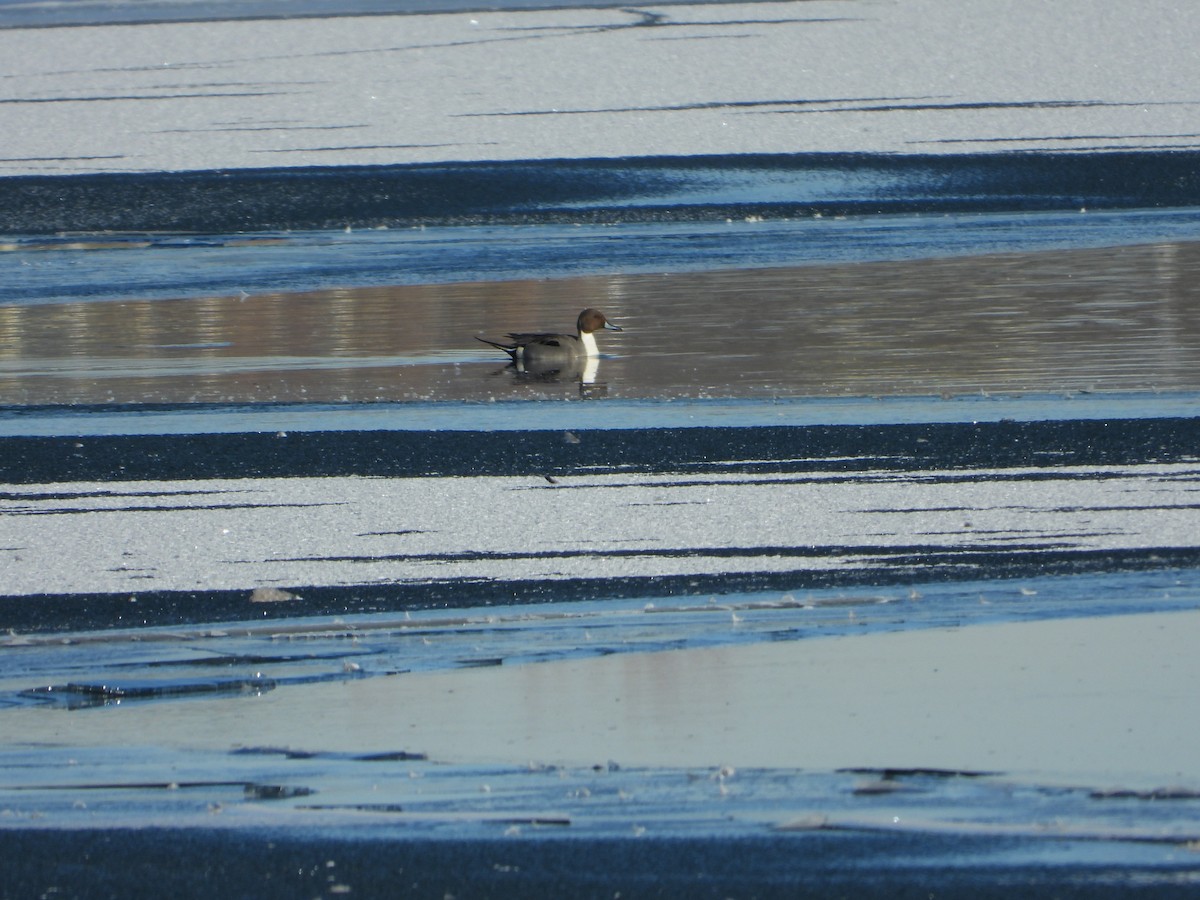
2;233;1199;407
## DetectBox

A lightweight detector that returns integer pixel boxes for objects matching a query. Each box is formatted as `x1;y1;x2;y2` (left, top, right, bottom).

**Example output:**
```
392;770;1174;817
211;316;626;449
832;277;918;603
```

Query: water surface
2;237;1199;407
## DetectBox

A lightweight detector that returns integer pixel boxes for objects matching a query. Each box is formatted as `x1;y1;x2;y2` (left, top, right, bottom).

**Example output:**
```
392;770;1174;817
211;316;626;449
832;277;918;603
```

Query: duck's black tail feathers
476;336;518;359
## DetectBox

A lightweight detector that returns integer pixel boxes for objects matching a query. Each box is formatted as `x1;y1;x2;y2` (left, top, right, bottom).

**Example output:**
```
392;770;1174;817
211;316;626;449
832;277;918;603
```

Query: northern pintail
477;308;622;367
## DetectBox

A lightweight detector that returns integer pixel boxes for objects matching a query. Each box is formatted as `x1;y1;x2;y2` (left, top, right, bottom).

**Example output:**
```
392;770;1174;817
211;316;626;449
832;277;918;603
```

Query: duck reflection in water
477;307;622;388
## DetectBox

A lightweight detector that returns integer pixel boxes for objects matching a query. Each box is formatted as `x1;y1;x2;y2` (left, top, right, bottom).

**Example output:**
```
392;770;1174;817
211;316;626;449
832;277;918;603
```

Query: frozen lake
3;207;1200;897
3;2;1200;883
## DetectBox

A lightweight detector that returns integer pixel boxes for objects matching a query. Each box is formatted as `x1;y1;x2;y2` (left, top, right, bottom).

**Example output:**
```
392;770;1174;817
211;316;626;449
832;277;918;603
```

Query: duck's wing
505;331;574;348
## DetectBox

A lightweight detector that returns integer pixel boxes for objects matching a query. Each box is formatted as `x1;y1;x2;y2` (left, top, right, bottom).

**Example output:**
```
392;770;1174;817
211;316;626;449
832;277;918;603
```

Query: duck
477;308;622;367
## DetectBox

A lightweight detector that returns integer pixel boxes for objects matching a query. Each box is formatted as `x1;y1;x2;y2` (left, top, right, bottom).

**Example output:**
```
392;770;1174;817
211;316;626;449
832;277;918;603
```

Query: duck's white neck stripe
579;330;599;358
